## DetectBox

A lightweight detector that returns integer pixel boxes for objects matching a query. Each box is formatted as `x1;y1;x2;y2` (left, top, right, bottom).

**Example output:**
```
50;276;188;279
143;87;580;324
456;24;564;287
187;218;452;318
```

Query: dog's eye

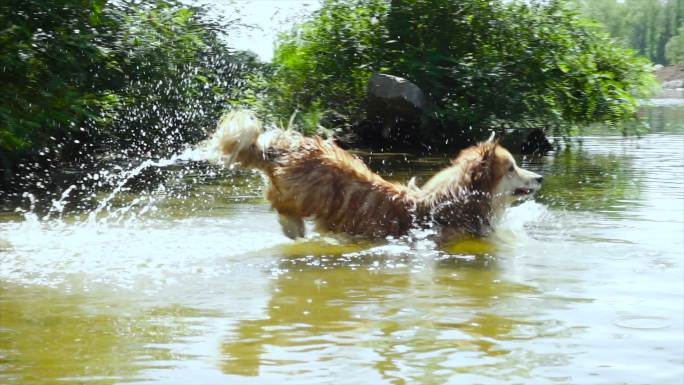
508;165;515;172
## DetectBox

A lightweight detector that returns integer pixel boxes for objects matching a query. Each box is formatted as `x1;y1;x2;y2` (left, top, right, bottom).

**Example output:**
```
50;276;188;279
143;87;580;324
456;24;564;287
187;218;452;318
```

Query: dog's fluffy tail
204;109;269;168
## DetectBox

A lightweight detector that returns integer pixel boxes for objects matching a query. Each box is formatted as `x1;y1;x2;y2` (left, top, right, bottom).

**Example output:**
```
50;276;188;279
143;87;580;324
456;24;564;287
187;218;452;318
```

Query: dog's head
420;133;543;235
464;134;544;213
491;147;542;207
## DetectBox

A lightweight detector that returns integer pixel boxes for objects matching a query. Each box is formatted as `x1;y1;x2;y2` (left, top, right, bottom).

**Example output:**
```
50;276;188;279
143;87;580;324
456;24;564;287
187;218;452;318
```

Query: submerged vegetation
0;0;659;184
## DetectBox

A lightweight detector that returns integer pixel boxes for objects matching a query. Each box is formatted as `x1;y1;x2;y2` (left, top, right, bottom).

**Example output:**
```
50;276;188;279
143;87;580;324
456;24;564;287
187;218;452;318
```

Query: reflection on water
219;260;571;384
0;284;225;385
1;109;683;384
536;144;643;215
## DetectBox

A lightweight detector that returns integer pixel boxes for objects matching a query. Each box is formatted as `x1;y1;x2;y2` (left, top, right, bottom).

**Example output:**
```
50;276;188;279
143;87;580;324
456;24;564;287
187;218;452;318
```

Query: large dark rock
501;128;554;154
367;73;430;115
362;73;437;147
521;128;554;154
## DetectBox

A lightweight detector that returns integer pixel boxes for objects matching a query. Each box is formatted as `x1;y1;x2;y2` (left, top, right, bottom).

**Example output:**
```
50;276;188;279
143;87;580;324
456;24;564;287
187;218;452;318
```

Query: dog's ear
485;131;499;145
480;141;497;161
407;176;420;192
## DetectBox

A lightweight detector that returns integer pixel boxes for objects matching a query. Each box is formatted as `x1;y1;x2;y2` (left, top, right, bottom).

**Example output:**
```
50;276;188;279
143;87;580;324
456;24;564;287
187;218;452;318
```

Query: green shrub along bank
666;25;684;64
0;0;658;186
266;0;656;149
0;0;253;182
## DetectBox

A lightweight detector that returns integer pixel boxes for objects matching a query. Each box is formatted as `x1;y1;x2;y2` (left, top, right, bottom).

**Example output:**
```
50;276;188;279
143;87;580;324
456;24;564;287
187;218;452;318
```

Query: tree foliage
0;0;251;175
1;0;113;157
572;0;684;65
267;0;655;147
264;0;388;133
101;2;252;156
666;25;684;64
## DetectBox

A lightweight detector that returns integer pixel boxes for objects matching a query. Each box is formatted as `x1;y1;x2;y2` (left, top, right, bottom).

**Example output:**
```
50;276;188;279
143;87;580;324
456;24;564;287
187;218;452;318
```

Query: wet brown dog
206;110;543;240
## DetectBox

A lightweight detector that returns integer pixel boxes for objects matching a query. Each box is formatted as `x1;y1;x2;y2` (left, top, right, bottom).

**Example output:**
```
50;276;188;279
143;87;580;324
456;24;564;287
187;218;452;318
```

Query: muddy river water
1;103;683;384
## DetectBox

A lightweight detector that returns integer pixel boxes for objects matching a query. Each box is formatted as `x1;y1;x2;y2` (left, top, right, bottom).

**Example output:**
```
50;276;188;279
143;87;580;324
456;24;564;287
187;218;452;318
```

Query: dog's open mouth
513;187;535;196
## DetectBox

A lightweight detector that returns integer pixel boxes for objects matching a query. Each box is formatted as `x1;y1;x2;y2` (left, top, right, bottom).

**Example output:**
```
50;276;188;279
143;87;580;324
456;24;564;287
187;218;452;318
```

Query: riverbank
654;64;684;83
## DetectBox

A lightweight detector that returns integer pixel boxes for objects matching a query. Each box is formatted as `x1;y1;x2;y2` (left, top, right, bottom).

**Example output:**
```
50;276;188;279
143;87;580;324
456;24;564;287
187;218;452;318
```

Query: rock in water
364;73;435;145
367;73;430;114
521;128;554;154
662;79;684;89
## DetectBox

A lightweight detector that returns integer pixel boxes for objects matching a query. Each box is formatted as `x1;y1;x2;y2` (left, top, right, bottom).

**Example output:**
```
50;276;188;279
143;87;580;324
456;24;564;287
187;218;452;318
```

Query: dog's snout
536;176;544;184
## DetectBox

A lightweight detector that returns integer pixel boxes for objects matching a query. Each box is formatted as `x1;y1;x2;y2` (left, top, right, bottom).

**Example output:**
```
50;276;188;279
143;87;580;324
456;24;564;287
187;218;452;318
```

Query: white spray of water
85;145;215;223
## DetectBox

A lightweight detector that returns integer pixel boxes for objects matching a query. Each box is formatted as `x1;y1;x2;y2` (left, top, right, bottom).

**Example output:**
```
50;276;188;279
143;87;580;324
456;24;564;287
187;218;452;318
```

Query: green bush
0;0;253;177
666;25;684;64
267;0;656;147
0;0;115;158
265;0;388;132
570;0;684;65
101;1;253;156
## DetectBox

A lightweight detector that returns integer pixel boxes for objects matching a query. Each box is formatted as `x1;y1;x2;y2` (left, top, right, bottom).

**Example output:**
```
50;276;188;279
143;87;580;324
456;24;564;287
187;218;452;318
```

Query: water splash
0;132;559;294
0;137;281;290
84;145;215;223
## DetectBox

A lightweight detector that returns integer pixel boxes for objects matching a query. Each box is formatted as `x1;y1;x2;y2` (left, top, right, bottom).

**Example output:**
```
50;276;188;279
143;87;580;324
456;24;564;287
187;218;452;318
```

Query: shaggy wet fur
206;110;542;240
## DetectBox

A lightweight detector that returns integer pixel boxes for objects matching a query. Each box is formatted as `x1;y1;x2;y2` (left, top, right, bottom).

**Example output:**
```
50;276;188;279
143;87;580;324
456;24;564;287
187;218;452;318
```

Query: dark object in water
362;73;438;148
520;129;553;154
366;73;431;120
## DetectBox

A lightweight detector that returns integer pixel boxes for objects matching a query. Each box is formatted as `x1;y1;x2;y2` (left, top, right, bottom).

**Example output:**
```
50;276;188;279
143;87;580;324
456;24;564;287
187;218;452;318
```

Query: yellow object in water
267;237;376;258
445;237;496;255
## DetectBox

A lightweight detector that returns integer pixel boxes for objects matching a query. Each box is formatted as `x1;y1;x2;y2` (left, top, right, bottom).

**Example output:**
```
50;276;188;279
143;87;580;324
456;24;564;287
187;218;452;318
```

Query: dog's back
267;137;418;237
207;110;419;238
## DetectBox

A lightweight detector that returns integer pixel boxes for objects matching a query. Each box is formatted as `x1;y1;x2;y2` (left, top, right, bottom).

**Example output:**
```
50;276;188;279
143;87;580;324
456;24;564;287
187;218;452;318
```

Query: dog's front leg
278;214;305;240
